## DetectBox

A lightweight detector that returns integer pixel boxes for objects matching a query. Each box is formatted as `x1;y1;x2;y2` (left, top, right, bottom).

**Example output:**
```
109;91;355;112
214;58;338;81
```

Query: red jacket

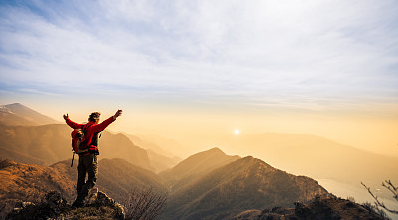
66;116;115;154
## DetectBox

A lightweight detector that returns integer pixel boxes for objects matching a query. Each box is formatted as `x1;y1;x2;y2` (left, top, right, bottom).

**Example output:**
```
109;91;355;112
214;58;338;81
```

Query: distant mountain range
127;134;182;172
0;103;59;126
0;123;154;171
132;133;189;158
0;103;181;172
216;133;398;185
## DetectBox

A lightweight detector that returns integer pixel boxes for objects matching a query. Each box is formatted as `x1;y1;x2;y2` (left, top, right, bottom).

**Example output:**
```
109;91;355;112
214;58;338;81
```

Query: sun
234;129;240;135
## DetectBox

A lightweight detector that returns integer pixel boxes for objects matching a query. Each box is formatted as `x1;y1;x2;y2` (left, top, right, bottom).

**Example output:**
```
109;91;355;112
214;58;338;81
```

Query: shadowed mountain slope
160;147;240;191
0;103;58;126
0;145;46;165
161;156;329;220
0;159;75;219
0;123;153;170
51;158;167;203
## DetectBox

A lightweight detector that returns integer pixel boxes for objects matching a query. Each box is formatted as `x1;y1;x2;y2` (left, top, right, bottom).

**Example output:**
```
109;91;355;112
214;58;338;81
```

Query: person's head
88;112;101;124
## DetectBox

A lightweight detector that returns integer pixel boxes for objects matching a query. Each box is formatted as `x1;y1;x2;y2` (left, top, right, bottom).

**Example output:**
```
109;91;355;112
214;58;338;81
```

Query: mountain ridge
161;155;330;220
0;103;59;126
160;147;240;192
0;123;154;171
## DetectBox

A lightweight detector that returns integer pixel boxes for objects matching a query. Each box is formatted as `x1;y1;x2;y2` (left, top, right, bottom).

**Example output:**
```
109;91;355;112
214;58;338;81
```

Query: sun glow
234;129;240;135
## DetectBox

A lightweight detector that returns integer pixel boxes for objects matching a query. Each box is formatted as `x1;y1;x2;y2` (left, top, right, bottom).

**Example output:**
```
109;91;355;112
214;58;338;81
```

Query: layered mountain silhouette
161;155;329;220
0;103;185;172
0;150;387;220
0;103;391;219
0;123;153;170
217;133;398;185
133;133;189;158
160;147;240;191
146;149;182;173
127;134;182;172
0;103;58;126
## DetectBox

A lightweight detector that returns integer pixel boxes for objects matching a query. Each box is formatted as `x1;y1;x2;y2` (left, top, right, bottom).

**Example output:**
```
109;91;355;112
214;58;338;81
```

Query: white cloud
0;0;397;111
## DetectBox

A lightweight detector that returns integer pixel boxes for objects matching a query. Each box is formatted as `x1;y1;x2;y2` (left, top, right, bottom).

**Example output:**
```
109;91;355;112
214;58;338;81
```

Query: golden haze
36;102;398;159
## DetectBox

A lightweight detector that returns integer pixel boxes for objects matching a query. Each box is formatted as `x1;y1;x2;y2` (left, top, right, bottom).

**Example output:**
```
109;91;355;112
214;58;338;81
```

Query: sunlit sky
0;0;397;157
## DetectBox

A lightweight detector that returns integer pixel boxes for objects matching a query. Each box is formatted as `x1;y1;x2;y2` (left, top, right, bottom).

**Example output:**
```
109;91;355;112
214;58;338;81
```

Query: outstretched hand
63;114;69;120
113;109;122;119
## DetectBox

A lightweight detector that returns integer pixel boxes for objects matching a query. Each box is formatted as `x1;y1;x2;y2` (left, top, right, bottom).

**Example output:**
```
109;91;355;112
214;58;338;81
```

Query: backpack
70;124;92;167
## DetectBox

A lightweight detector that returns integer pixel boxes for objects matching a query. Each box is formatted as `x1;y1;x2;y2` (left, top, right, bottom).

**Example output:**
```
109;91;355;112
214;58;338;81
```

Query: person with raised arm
63;109;122;207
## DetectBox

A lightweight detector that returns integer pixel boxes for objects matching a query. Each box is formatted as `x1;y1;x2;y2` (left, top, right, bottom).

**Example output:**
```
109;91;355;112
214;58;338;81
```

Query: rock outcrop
6;190;125;220
230;196;386;220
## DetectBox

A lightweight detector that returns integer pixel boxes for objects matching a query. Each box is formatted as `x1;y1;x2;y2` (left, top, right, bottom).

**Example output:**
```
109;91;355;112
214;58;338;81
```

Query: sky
0;0;397;157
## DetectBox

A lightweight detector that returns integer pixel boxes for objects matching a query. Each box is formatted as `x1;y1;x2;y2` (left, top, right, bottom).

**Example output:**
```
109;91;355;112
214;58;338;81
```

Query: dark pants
75;154;98;203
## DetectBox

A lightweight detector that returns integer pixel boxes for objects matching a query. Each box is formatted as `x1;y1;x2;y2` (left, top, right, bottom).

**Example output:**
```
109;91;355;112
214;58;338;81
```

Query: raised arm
92;109;123;133
63;114;83;129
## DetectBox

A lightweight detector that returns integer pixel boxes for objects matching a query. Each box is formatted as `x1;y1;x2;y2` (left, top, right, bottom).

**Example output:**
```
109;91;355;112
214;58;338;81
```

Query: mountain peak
162;155;329;220
3;103;24;108
204;147;225;155
0;103;59;126
160;148;241;191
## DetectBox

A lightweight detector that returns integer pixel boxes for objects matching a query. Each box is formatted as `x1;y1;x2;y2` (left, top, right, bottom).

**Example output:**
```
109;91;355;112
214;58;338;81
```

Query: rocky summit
6;189;125;220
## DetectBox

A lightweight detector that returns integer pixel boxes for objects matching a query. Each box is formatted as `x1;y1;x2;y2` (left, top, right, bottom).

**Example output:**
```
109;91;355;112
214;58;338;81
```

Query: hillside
216;133;398;185
0;159;75;219
160;147;240;191
161;156;330;220
0;145;46;165
0;154;388;220
0;123;153;170
0;158;166;219
0;103;58;126
51;158;166;202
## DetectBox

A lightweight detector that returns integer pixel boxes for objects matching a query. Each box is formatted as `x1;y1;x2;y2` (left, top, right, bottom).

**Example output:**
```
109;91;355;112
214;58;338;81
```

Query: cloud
0;0;397;112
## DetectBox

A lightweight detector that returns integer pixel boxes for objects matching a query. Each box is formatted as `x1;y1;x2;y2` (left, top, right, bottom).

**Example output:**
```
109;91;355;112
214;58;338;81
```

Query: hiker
63;109;122;207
